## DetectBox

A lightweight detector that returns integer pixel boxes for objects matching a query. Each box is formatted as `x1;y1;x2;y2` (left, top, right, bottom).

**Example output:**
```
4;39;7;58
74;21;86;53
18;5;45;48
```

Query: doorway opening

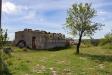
32;37;36;49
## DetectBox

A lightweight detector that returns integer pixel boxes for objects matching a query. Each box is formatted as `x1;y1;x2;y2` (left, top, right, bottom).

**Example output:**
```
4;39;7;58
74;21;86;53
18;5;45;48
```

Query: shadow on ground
48;46;71;51
28;46;72;51
79;53;112;62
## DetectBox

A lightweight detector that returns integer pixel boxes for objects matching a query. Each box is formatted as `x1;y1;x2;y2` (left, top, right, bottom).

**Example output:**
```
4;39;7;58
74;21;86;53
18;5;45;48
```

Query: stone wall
14;29;66;49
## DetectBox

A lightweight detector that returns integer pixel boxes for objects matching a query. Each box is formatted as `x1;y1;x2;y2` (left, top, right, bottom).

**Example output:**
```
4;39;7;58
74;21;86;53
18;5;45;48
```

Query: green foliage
80;39;101;48
65;3;103;54
100;31;112;45
0;29;8;49
100;30;112;49
102;44;112;49
65;3;103;36
81;40;93;48
0;29;10;74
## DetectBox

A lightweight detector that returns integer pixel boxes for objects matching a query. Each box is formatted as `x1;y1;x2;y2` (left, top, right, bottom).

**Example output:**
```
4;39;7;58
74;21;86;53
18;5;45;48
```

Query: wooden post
0;0;2;30
0;0;2;74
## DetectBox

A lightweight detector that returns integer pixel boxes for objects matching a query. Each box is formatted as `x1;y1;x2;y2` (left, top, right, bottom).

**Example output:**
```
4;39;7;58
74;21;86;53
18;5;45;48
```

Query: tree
65;3;103;54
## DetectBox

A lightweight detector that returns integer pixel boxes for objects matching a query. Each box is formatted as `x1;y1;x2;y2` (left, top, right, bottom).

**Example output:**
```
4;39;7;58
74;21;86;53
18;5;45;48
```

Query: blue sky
2;0;112;40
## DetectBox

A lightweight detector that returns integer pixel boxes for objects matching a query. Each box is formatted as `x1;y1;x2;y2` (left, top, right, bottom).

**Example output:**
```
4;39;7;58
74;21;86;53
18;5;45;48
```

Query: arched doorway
16;40;26;48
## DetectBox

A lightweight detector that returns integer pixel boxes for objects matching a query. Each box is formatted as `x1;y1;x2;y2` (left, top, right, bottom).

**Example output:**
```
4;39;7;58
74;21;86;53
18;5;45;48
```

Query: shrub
0;29;10;74
100;38;112;46
80;43;93;48
102;44;112;49
3;47;12;55
100;30;112;49
81;40;93;48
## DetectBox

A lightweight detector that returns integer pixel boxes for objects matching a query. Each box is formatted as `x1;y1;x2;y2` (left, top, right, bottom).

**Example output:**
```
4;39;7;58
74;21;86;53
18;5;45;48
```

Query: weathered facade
14;29;66;49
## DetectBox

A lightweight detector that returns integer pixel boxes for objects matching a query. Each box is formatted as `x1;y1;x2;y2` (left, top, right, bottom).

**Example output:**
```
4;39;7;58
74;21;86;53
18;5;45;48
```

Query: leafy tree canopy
65;3;103;37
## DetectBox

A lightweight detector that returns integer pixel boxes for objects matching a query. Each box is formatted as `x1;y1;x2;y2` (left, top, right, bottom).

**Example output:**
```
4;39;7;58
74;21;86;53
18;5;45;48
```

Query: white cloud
2;1;18;14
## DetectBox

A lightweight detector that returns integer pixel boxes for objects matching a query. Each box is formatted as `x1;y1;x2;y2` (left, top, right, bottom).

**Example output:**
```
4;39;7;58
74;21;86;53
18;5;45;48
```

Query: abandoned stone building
14;29;66;49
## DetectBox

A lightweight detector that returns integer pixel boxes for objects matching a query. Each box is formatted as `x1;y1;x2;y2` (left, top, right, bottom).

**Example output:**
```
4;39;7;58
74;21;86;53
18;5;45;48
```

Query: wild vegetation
0;29;11;75
3;46;112;75
100;30;112;49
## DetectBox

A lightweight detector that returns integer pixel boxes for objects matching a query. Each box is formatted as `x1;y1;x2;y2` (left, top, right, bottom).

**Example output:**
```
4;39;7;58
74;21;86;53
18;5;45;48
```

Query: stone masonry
14;29;66;49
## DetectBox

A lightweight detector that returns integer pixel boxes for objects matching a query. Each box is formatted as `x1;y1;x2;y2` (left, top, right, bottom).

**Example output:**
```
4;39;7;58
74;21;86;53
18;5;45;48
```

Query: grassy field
5;46;112;75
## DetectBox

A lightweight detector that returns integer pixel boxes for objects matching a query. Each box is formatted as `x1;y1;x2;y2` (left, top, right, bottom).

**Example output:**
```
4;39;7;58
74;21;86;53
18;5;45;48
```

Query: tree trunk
76;31;83;54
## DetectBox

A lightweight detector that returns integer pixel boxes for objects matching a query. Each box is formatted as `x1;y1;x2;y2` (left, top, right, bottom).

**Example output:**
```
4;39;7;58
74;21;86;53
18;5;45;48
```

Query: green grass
5;46;112;75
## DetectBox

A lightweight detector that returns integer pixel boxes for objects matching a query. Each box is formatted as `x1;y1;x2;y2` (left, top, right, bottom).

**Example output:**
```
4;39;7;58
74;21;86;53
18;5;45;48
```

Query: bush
0;29;10;74
3;47;12;55
80;43;93;48
0;50;12;75
99;38;112;46
81;40;93;48
100;31;112;49
102;44;112;49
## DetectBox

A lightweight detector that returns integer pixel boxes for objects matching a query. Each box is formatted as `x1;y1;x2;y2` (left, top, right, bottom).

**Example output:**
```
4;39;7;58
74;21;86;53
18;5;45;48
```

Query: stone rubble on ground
32;64;46;73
